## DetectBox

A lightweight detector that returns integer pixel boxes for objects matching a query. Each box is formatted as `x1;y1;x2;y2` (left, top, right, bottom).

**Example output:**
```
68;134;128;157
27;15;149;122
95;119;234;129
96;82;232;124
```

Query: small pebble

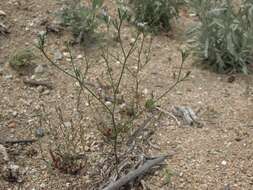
105;101;112;106
0;10;6;16
143;88;148;95
35;127;45;138
4;75;13;80
34;65;44;74
77;54;83;59
42;90;50;95
63;52;70;58
12;111;18;117
221;160;227;166
130;38;136;45
8;121;16;128
30;75;36;80
54;50;63;61
37;85;44;93
40;183;46;188
0;144;9;161
63;121;72;128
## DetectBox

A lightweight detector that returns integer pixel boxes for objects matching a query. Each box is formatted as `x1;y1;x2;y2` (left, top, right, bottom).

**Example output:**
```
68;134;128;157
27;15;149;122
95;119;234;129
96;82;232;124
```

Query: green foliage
145;98;156;111
59;0;103;43
130;0;180;33
187;0;253;73
9;48;35;69
163;168;173;185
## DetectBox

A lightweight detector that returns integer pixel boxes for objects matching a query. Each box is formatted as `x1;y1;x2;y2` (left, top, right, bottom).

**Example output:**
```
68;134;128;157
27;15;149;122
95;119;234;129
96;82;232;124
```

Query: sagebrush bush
187;0;253;73
9;48;35;70
59;0;103;44
130;0;180;33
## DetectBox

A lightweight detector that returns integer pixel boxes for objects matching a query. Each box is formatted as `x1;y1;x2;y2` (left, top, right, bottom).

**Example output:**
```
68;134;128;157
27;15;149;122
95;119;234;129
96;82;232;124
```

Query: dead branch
102;155;168;190
0;139;37;145
172;106;202;127
155;107;180;126
23;79;53;89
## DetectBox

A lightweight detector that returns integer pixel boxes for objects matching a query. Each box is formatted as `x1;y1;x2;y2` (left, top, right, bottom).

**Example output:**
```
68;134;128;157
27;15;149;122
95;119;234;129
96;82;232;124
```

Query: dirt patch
0;0;253;190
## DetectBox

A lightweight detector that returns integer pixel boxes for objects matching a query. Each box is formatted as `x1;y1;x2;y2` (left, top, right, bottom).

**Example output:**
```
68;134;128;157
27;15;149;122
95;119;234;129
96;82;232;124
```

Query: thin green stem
38;46;112;115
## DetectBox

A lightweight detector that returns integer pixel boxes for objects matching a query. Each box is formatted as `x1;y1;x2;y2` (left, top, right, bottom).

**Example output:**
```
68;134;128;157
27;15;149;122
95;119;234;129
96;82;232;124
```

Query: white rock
42;90;50;95
40;183;46;188
12;111;18;117
63;52;70;58
75;82;80;87
189;13;197;17
4;75;13;80
0;144;9;162
105;101;112;106
221;160;227;166
143;88;148;95
0;10;6;16
30;75;36;80
130;38;136;45
34;65;44;74
77;54;83;59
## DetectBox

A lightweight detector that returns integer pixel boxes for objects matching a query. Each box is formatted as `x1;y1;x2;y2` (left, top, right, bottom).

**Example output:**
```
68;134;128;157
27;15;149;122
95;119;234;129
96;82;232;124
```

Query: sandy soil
0;0;253;190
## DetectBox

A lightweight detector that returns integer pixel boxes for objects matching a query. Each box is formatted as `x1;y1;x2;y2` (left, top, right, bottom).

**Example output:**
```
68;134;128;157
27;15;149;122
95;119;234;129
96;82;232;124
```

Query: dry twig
0;139;37;145
102;155;168;190
23;79;53;89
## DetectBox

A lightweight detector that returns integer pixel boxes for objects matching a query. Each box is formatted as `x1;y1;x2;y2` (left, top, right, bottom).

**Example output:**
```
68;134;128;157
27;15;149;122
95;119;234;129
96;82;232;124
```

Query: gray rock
35;127;45;138
53;50;63;61
63;121;72;128
37;85;44;93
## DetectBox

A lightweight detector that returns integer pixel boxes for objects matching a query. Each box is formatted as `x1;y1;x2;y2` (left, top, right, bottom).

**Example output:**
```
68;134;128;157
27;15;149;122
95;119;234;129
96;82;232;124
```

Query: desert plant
129;0;180;33
59;0;103;44
187;0;253;73
163;168;174;186
36;6;189;180
37;105;87;175
9;48;35;70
